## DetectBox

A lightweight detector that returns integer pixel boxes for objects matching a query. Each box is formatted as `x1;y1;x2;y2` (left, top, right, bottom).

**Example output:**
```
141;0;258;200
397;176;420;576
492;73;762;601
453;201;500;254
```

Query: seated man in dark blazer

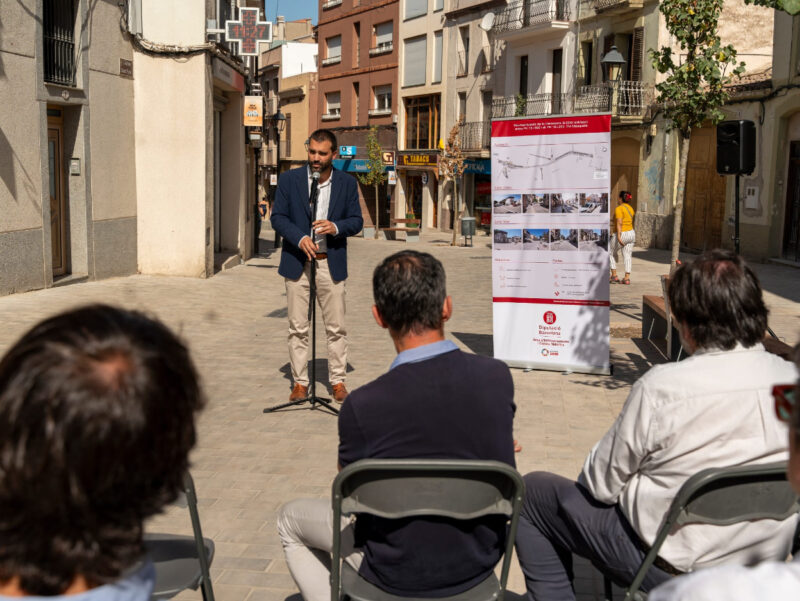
271;129;363;403
277;250;517;601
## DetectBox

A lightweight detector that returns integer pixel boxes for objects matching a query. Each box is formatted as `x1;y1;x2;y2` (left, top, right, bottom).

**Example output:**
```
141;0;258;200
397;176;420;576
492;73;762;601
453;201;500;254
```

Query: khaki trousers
285;259;347;387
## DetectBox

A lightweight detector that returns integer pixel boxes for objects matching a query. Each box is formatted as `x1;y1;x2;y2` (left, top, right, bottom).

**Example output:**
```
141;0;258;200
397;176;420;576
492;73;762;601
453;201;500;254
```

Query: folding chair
331;459;525;601
144;472;216;601
603;461;800;601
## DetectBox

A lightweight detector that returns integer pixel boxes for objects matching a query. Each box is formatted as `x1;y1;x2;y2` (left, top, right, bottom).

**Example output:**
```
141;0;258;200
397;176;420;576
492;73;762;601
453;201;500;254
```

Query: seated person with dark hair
514;249;799;601
277;250;516;601
0;304;205;598
650;345;800;599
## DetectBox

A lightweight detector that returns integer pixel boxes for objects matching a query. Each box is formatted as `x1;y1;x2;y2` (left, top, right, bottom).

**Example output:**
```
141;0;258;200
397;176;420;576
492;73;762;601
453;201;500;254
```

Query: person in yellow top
610;190;636;284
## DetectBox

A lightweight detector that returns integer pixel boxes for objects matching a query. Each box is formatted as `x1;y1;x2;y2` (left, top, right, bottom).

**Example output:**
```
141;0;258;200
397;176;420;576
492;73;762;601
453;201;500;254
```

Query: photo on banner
491;115;612;374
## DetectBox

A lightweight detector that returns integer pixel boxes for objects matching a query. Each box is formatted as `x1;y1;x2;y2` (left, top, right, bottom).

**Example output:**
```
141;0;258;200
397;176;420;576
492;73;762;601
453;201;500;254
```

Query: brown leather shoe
332;383;349;403
289;383;308;401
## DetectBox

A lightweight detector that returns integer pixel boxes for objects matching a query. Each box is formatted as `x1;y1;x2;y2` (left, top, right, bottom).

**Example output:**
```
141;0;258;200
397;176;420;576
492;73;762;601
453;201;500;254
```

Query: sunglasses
773;384;798;423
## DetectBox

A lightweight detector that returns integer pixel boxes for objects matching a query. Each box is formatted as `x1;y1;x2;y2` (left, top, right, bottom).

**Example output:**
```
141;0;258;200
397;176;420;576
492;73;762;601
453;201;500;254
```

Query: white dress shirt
579;343;799;573
305;167;336;253
649;555;800;600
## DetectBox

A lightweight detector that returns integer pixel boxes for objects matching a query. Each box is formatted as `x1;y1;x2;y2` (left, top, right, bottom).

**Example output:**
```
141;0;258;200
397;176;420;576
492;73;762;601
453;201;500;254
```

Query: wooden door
682;126;726;251
783;141;800;262
47;112;67;276
610;137;639;227
551;49;563;114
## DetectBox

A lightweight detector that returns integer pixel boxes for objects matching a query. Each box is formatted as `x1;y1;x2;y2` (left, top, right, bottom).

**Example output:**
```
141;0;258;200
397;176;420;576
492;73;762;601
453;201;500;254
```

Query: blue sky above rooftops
266;0;318;25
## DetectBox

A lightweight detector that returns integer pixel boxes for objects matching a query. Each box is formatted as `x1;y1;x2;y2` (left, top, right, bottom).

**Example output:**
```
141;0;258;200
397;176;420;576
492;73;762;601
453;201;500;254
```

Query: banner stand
491;114;612;375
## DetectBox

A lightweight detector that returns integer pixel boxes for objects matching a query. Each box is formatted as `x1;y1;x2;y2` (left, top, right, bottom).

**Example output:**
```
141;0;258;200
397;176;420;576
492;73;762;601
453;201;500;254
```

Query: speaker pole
734;174;741;255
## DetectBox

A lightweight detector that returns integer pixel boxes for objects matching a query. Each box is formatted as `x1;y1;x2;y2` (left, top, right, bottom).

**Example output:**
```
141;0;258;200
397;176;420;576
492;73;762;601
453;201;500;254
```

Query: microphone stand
265;171;338;415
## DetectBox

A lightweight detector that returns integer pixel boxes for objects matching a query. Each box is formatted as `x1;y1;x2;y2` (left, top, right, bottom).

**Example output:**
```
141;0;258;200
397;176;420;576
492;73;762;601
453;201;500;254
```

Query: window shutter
405;0;428;19
328;35;342;58
404;35;428;86
376;22;393;46
631;27;644;81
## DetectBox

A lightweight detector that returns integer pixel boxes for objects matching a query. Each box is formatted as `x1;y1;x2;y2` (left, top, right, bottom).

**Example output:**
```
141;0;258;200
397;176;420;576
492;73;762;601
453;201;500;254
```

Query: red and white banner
491;115;611;374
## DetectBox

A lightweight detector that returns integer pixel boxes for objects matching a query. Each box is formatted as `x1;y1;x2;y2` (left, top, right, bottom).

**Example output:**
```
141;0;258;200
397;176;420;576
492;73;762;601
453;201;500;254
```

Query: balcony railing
494;0;570;34
478;45;494;73
574;81;653;117
492;93;571;118
368;107;392;117
322;0;342;8
321;55;342;66
459;121;491;151
457;51;468;77
321;111;341;121
369;42;393;56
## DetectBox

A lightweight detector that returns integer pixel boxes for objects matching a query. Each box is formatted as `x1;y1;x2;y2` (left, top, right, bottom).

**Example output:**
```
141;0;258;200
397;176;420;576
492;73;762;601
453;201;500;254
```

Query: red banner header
492;115;611;138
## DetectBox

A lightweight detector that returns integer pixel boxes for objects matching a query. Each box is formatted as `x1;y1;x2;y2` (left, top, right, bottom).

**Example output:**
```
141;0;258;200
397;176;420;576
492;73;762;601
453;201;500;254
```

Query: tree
357;127;387;239
650;0;745;270
439;122;466;246
744;0;799;12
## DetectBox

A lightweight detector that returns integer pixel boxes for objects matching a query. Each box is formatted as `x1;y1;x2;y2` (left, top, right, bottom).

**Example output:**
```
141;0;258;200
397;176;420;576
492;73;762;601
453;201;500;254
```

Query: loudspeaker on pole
716;120;756;175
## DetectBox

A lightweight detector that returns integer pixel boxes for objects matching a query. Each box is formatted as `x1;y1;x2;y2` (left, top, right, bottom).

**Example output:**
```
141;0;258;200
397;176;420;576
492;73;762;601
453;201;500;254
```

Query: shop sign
388;171;397;185
464;158;491;174
339;146;357;157
243;96;263;127
382;151;395;165
399;153;438;167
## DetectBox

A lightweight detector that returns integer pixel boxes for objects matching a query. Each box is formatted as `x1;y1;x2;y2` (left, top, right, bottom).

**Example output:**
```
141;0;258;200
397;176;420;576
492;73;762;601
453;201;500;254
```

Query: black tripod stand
265;172;339;415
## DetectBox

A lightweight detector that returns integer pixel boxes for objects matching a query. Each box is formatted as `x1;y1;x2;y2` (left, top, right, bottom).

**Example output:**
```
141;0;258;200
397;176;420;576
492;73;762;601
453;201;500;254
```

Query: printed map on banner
491;115;611;374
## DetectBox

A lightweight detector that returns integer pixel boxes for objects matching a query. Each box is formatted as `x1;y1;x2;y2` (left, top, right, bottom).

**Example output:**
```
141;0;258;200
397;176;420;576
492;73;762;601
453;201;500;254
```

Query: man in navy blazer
271;129;363;403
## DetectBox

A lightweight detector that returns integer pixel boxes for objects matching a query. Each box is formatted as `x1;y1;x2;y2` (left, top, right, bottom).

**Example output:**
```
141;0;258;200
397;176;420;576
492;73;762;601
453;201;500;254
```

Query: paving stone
0;230;796;600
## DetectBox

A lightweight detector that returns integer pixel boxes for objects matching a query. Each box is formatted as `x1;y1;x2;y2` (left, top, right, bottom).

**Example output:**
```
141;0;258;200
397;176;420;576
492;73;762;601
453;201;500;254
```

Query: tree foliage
744;0;799;13
650;0;745;138
357;127;387;237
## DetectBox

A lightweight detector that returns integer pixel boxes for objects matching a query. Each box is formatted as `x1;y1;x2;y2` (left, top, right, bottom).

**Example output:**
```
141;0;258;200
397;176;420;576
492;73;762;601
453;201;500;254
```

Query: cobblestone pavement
0;230;796;601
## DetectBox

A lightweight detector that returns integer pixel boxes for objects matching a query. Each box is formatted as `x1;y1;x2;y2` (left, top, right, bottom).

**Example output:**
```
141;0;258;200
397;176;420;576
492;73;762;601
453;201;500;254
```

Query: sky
265;0;319;25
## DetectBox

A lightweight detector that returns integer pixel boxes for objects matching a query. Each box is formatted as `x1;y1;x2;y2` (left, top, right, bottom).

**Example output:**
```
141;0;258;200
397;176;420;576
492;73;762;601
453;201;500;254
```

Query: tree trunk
451;178;460;246
374;183;379;239
670;131;692;273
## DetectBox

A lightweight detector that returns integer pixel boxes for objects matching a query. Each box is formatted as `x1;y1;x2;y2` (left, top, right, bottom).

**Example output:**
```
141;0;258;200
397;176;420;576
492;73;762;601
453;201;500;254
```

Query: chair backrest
625;462;799;600
331;459;525;601
335;459;521;519
673;462;800;527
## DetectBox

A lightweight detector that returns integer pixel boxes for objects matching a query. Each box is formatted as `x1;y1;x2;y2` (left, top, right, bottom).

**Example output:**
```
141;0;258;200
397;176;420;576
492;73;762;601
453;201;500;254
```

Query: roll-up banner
491;115;611;374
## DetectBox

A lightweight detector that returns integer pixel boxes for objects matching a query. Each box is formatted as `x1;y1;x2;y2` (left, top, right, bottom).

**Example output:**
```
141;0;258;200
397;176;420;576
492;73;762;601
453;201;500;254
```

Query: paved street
0;229;797;601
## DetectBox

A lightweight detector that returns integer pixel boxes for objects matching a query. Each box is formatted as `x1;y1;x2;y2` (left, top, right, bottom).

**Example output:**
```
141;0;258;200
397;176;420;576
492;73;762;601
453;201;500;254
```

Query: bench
380;218;421;242
643;276;795;362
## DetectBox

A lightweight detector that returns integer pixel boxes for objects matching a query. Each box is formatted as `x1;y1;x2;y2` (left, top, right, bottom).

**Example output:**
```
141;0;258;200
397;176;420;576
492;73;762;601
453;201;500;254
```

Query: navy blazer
271;165;363;281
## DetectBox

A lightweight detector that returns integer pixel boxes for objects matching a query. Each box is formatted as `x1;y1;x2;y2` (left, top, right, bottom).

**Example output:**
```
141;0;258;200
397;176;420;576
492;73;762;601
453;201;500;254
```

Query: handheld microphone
310;170;320;206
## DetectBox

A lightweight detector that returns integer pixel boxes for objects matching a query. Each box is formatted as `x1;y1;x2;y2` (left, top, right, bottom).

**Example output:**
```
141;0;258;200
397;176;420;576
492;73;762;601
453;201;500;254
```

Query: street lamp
270;109;286;248
601;45;626;114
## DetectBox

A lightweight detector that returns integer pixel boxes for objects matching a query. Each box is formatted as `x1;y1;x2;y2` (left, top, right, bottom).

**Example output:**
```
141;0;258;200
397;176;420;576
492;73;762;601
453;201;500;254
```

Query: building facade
315;0;400;232
396;0;447;230
0;0;256;297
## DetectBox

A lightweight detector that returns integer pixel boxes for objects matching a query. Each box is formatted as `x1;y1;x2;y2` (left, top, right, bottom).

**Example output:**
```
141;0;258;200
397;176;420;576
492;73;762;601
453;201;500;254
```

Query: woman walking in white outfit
610;190;636;285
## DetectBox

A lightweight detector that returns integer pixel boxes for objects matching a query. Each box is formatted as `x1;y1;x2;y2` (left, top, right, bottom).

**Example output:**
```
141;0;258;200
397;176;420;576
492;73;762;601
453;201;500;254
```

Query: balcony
368;108;393;117
574;81;653;118
459;121;491;151
579;0;643;18
321;111;341;121
321;55;342;66
322;0;342;8
493;0;570;39
492;93;571;118
369;42;394;56
456;51;468;77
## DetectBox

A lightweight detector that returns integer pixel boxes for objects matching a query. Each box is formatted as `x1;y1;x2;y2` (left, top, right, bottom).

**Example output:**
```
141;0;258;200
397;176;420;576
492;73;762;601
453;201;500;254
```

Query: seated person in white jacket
649;346;800;601
514;249;799;601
